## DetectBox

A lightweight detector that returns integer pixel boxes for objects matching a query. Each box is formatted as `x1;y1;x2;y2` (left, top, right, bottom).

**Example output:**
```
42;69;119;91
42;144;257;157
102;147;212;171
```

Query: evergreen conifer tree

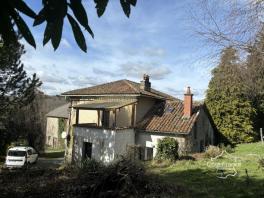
206;47;256;143
0;37;41;153
245;30;264;132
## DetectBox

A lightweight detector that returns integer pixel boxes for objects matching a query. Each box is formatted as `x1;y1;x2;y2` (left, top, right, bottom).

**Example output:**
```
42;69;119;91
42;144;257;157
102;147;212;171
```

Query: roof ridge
123;80;139;93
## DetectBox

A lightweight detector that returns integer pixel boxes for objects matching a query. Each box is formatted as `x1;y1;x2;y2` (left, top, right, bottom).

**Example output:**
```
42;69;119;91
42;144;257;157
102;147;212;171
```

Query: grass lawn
148;142;264;198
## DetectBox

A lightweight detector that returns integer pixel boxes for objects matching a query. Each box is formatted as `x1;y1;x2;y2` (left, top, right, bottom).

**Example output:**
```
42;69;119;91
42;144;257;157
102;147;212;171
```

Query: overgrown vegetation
156;137;179;161
58;117;67;149
149;142;264;198
204;145;222;158
258;158;264;169
1;143;263;197
0;157;187;198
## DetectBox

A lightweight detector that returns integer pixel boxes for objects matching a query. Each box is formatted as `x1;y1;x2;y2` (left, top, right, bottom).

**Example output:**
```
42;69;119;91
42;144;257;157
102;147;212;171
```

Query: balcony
73;99;137;129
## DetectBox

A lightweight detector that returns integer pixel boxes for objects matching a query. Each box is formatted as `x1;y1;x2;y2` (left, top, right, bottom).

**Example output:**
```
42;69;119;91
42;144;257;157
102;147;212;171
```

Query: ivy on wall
58;118;67;149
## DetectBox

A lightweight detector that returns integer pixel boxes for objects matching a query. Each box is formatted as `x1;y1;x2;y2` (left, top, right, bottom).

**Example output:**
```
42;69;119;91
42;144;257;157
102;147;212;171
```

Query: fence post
260;128;263;144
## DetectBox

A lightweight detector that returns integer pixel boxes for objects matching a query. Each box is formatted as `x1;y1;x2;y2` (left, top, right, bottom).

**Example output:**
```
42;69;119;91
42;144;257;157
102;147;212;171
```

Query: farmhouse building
61;75;215;164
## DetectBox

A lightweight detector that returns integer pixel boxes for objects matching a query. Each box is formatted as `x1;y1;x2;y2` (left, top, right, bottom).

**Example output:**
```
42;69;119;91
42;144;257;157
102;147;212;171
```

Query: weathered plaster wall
72;127;135;164
135;132;187;158
79;109;98;124
136;97;156;122
114;129;135;158
66;96;155;163
116;105;133;127
46;117;59;147
73;127;116;164
189;108;215;152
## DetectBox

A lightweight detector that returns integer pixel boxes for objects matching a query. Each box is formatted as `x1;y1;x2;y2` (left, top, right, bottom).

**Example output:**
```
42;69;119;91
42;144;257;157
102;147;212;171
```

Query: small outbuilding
46;103;69;148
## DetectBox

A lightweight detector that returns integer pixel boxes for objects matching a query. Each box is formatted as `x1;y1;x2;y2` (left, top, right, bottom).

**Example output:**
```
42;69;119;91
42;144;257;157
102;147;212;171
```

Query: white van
5;146;38;168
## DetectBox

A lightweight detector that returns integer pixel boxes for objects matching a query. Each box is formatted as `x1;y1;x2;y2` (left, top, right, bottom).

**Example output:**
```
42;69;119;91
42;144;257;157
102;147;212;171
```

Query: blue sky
21;0;218;100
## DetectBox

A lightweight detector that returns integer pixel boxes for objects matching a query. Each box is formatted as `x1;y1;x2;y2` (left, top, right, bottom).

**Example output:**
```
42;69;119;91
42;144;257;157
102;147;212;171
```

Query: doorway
83;142;92;160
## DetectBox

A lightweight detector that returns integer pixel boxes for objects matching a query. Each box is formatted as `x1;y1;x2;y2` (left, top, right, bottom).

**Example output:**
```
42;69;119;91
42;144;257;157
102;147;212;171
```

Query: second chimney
183;86;193;118
140;74;151;91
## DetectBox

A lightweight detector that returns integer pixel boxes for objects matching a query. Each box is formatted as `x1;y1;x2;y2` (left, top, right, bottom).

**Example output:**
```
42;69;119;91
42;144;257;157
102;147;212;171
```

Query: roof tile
61;79;175;100
136;100;200;134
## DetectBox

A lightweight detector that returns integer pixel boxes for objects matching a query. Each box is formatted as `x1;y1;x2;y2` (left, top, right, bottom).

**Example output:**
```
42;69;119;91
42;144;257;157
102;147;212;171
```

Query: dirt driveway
0;157;64;172
35;157;64;169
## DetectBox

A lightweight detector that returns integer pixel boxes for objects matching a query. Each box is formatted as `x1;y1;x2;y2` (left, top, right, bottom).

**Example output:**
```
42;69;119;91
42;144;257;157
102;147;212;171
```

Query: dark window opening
83;142;92;160
102;111;110;128
146;147;153;160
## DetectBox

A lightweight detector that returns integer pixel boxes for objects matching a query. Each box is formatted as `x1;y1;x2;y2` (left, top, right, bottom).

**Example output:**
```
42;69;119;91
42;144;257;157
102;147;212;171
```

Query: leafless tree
191;0;264;51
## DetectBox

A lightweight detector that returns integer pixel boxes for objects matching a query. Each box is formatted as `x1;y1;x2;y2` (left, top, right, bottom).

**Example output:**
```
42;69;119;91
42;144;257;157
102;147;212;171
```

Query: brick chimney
140;74;151;91
183;86;193;118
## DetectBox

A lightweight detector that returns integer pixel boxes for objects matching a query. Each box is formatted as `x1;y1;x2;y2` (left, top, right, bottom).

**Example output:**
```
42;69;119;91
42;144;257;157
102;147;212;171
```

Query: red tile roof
62;79;175;100
136;100;200;134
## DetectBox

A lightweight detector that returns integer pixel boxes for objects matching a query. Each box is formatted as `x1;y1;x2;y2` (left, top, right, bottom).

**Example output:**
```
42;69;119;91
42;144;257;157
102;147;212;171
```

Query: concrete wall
46;117;59;147
116;105;133;127
72;127;135;164
135;132;187;159
136;97;156;122
115;129;135;158
73;127;116;164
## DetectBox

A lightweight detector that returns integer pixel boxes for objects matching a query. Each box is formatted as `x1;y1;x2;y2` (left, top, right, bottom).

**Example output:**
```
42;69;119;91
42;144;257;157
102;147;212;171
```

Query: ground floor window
145;147;153;160
83;142;92;160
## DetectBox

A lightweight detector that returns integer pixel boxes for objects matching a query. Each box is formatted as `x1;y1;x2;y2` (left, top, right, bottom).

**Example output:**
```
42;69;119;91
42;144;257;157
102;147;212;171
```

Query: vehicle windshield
8;150;26;157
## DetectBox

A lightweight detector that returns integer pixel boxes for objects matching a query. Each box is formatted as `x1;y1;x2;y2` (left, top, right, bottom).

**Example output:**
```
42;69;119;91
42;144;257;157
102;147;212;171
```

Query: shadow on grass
158;168;264;198
40;151;65;158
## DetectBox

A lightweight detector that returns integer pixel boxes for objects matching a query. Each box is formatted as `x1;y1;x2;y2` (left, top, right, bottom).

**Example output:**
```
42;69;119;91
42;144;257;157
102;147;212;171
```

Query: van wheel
33;157;38;164
23;161;29;170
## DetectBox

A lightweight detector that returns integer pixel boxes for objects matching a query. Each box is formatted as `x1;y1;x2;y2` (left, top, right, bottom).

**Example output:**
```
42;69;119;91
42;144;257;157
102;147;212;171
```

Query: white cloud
70;76;105;87
19;0;218;100
61;38;71;48
144;48;166;57
119;62;171;80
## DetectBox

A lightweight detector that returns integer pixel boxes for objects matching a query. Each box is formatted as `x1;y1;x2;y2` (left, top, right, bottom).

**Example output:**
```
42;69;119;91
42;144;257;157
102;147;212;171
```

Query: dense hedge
156;137;179;161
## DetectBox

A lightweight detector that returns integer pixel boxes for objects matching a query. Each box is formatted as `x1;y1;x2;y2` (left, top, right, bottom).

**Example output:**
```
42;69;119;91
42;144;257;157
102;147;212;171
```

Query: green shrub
156;137;179;161
80;158;105;173
204;145;222;158
219;143;235;153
